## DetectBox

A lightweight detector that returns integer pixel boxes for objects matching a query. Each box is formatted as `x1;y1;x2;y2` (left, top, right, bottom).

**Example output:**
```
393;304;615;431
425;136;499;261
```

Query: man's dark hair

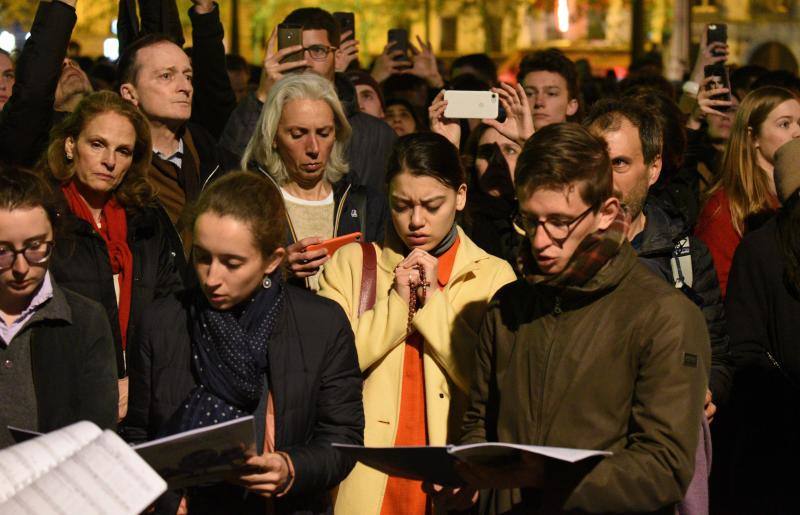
751;70;800;96
283;8;340;49
117;33;181;86
226;54;249;74
730;65;769;99
451;53;497;84
583;98;664;166
622;87;687;174
517;48;579;101
515;123;612;209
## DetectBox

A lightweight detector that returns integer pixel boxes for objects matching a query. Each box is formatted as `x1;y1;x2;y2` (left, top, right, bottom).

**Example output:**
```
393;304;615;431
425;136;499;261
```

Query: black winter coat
723;216;800;512
0;1;74;166
123;285;364;514
633;199;733;405
50;200;183;377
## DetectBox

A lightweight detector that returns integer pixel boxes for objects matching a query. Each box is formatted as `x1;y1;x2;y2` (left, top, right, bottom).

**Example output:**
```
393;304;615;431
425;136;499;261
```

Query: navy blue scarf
176;276;285;432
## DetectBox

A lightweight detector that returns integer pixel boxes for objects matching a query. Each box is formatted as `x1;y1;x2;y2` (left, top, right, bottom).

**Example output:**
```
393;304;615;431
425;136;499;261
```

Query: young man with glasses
219;7;397;193
432;123;710;514
0;168;117;449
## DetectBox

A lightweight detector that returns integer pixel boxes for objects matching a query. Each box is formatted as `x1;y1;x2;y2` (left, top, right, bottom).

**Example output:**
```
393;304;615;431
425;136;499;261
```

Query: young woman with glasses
39;91;183;422
318;132;516;515
0;168;117;449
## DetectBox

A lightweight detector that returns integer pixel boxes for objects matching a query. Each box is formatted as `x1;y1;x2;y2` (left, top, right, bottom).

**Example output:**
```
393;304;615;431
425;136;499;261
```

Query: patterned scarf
176;276;285;432
521;209;629;288
61;181;134;350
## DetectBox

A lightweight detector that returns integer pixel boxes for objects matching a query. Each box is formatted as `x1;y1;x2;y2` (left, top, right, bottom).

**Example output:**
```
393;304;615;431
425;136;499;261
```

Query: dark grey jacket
634;198;733;405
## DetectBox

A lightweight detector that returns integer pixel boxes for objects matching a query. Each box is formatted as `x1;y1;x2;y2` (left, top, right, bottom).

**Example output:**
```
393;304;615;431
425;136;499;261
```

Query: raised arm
0;0;77;166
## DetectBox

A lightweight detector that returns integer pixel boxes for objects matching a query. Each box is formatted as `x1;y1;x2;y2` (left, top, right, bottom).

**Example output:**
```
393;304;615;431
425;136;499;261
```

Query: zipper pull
553;296;562;316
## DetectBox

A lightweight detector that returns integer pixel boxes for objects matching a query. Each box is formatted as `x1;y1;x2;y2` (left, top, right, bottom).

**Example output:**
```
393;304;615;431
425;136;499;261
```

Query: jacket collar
636;198;688;256
377;225;491;283
29;279;72;325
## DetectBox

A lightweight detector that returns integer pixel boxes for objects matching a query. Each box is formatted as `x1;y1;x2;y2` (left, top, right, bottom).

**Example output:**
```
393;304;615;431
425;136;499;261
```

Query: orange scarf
62;181;134;350
380;237;461;515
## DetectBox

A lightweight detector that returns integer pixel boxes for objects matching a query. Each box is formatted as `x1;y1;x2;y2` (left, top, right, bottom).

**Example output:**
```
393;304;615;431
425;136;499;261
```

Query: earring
262;276;272;289
65;153;73;161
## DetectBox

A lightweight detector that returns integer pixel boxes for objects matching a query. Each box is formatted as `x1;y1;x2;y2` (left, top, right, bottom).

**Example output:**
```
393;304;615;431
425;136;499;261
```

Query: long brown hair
42;91;154;208
710;86;797;235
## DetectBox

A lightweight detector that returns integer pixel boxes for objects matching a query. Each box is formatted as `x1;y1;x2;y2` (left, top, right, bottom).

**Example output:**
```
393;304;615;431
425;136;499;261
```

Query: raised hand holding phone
429;90;461;149
256;27;308;102
482;82;535;146
286;236;330;278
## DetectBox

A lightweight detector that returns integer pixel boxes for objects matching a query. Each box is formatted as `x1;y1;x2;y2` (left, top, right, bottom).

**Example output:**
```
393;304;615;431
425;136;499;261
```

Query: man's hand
256;27;309;103
190;0;216;15
230;453;290;497
482;82;535;146
429;90;460;149
408;37;444;89
423;482;478;511
705;389;717;423
335;31;359;72
370;41;408;84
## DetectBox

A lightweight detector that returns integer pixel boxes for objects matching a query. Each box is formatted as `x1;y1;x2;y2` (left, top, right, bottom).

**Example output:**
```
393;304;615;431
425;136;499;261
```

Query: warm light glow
0;31;15;52
103;38;119;60
557;0;570;33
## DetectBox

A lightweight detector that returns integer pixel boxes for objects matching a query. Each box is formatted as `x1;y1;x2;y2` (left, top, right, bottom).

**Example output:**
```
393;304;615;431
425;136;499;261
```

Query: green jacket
460;242;710;514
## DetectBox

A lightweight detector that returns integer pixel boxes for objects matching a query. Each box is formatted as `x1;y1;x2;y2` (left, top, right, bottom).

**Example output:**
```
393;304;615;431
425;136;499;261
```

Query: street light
0;31;15;52
556;0;570;34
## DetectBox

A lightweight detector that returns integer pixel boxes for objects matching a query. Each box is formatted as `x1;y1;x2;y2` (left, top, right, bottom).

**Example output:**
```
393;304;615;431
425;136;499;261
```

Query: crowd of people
1;0;799;514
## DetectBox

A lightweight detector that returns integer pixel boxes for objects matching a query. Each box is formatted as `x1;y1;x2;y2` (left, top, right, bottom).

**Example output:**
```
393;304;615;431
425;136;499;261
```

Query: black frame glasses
0;241;55;270
513;206;595;248
304;45;337;61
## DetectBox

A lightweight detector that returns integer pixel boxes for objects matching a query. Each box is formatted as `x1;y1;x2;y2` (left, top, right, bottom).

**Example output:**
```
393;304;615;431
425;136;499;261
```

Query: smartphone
334;12;355;42
387;28;410;64
444;90;499;119
706;23;727;58
305;232;363;256
278;23;303;63
704;63;732;110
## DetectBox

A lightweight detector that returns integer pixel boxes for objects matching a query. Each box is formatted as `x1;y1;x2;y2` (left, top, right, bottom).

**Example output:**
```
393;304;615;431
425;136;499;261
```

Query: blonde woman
319;132;516;515
696;86;800;295
242;73;386;290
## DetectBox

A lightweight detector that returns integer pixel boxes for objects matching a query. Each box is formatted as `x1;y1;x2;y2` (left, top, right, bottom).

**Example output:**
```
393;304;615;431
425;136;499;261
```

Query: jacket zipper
536;295;562;443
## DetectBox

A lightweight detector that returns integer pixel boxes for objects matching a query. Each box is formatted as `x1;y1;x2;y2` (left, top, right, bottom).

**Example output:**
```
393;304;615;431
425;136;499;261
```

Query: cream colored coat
318;227;516;515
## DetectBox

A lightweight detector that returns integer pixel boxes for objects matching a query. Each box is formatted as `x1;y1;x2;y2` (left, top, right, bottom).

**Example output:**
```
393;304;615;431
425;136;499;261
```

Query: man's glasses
304;45;337;61
513;206;594;248
0;241;55;270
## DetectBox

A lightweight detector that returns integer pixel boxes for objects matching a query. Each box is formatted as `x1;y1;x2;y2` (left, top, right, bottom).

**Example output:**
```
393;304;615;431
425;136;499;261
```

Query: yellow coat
318;227;516;515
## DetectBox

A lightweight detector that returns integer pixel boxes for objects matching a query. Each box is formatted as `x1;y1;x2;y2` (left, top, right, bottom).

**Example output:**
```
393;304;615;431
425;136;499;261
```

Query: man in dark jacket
585;99;733;412
436;124;709;514
117;0;236;254
218;7;396;193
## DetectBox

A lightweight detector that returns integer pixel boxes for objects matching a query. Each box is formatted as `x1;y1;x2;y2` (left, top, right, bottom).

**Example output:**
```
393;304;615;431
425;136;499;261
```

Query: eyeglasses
513;206;594;248
0;241;55;270
304;45;337;61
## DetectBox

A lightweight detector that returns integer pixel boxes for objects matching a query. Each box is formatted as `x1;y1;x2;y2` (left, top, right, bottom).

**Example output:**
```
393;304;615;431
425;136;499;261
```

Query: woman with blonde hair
41;90;182;421
242;73;386;290
319;132;516;514
695;86;800;295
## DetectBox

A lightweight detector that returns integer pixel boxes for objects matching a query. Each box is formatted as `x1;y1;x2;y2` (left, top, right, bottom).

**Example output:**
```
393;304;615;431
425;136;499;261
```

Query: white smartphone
443;90;499;119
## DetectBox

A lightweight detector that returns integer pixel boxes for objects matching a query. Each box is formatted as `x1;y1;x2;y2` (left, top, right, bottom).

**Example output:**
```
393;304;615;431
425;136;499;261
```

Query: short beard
622;177;650;222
